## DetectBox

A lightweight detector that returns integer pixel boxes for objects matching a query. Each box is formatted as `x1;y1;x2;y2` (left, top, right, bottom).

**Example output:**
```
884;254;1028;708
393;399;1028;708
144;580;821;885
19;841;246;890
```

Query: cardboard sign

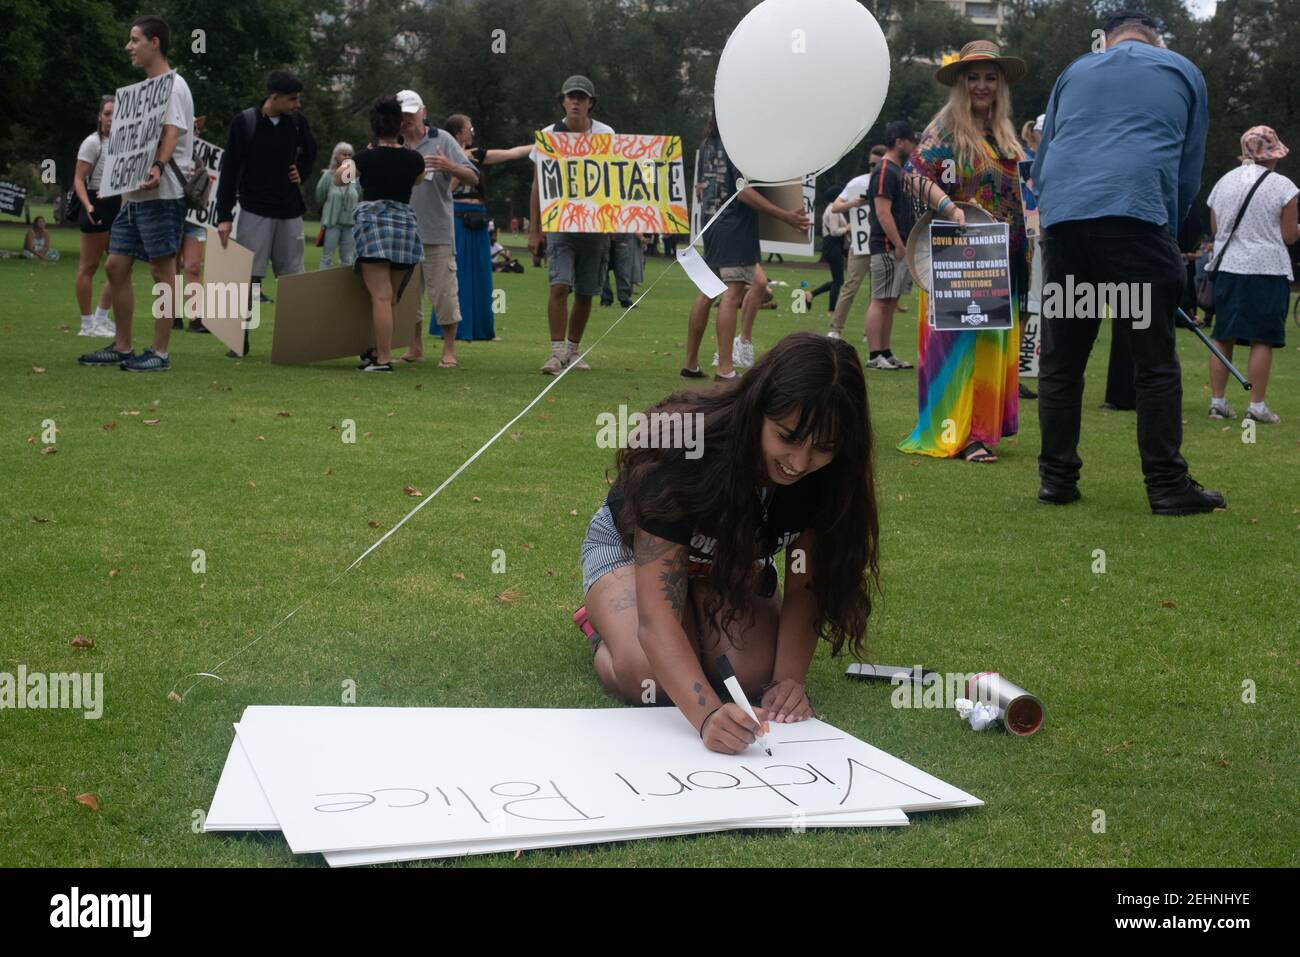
199;226;254;355
535;131;688;234
848;203;872;256
0;181;26;217
186;137;228;228
928;221;1013;331
99;72;175;198
756;176;815;256
270;265;419;364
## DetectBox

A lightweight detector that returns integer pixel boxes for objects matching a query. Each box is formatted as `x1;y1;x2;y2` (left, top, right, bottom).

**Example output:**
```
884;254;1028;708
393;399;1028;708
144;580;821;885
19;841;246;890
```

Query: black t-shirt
353;146;425;203
698;136;759;270
606;456;823;579
866;157;916;254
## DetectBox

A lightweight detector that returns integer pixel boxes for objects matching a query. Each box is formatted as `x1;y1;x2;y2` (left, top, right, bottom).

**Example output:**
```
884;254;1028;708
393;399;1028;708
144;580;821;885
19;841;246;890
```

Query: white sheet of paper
676;247;727;298
233;707;980;855
204;728;908;864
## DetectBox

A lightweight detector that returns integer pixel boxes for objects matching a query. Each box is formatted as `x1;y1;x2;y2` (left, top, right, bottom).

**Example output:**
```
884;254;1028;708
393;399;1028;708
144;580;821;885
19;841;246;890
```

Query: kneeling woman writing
579;332;880;753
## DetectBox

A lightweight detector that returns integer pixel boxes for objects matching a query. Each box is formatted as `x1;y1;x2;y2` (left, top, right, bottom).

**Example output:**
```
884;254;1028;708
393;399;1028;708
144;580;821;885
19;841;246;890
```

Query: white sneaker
94;318;116;337
568;350;591;371
733;339;754;369
711;352;719;368
1208;401;1235;420
540;353;566;375
1245;406;1280;424
78;318;96;336
866;355;897;371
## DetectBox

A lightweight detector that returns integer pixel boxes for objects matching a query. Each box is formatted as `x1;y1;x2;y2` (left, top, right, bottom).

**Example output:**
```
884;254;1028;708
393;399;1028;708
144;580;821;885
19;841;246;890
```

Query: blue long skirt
430;202;495;340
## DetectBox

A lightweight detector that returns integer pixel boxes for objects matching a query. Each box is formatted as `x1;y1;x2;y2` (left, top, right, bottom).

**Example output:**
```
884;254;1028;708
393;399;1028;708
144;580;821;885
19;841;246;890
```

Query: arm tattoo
693;681;707;707
658;554;688;622
633;530;676;566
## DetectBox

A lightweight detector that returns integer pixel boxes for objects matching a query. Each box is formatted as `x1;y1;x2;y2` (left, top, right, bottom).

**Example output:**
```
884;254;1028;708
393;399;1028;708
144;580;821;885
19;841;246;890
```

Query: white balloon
714;0;891;183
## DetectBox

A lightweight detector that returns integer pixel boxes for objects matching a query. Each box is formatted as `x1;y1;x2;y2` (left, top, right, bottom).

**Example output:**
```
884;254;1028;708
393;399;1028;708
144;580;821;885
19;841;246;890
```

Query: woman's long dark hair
613;332;879;657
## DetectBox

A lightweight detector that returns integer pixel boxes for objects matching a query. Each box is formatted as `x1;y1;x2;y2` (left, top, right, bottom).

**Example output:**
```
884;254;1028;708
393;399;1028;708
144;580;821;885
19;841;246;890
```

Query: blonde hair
329;141;355;171
1020;120;1040;150
932;65;1024;168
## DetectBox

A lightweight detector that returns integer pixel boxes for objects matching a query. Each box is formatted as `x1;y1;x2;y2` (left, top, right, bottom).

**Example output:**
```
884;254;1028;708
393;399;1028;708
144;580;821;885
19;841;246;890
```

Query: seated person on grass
576;332;880;754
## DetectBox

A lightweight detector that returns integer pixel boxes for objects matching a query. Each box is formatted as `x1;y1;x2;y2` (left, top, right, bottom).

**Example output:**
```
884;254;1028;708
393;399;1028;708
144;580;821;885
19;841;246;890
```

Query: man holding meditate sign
78;15;194;373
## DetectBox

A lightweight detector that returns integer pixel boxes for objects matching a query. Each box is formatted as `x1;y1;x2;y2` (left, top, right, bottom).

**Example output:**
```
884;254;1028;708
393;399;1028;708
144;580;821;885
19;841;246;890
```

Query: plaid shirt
352;199;424;266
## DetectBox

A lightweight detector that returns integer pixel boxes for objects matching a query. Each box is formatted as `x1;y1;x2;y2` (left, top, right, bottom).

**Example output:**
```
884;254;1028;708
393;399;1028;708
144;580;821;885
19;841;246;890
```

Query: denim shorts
547;232;609;297
109;199;186;261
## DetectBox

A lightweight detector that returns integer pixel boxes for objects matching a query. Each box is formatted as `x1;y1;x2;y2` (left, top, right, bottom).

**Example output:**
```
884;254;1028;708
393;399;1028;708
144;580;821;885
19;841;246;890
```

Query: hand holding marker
716;655;773;756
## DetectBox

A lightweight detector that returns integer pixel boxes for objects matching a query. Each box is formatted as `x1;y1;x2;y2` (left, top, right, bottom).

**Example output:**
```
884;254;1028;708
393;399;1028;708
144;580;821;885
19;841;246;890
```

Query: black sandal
958;441;998;463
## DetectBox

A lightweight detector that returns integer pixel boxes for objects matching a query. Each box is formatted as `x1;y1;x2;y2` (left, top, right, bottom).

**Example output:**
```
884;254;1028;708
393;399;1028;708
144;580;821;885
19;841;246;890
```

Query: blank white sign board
230;707;981;856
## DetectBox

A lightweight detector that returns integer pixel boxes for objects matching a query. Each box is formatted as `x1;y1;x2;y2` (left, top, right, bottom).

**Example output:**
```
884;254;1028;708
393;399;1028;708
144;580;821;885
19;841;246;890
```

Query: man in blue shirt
1032;9;1224;516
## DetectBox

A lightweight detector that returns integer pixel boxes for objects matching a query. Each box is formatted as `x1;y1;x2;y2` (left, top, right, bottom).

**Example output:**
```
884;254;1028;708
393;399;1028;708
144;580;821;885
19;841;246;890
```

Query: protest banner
0;182;26;217
186;137;228;228
848;203;872;256
99;72;175;199
535;132;688;234
928;221;1013;331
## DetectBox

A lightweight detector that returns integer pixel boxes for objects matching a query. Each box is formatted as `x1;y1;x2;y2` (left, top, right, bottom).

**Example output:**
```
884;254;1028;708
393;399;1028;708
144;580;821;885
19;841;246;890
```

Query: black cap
885;120;916;147
265;70;303;95
1103;8;1159;33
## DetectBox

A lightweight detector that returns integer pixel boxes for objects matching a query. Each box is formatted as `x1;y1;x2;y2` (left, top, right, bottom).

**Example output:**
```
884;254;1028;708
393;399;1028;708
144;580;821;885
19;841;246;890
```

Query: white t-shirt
529;118;615;161
836;173;872;205
1206;163;1299;280
126;71;195;204
77;132;107;191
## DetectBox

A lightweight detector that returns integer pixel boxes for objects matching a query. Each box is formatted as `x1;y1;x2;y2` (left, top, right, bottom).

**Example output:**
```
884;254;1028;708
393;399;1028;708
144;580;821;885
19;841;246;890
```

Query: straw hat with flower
936;40;1026;86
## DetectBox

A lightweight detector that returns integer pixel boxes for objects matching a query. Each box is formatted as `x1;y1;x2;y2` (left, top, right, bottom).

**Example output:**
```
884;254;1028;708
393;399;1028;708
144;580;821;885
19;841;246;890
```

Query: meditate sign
535;131;689;234
99;72;175;198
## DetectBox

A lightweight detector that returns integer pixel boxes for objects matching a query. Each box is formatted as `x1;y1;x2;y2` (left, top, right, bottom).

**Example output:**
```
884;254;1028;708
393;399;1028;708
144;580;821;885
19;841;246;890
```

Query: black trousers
812;239;846;312
1038;217;1189;495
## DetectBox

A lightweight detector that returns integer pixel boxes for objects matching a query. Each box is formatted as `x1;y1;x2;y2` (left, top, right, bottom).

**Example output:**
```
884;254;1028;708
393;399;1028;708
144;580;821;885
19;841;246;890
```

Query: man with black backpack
215;70;317;356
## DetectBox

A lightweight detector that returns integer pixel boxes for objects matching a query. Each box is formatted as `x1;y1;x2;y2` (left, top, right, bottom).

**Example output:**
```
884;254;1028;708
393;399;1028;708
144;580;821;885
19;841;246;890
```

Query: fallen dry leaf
415;383;424;390
75;793;100;811
121;409;140;416
546;569;555;577
71;635;95;649
403;486;423;497
513;849;522;860
102;421;117;431
520;543;533;551
569;509;578;516
386;411;396;417
497;586;523;603
509;432;521;442
537;413;551;422
26;435;36;443
255;435;266;441
453;572;466;581
248;480;256;488
40;446;58;455
31;515;50;524
327;424;339;431
368;520;380;528
1160;599;1177;609
32;366;45;374
324;469;333;476
472;496;482;503
229;416;236;423
546;395;557;403
144;419;161;426
277;411;291;418
363;431;373;439
167;691;183;703
108;568;119;578
1247;518;1259;525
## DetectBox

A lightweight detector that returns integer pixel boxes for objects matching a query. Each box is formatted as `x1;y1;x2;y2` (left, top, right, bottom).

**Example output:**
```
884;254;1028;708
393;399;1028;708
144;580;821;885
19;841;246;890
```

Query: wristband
698;706;722;739
152;160;165;173
936;195;952;213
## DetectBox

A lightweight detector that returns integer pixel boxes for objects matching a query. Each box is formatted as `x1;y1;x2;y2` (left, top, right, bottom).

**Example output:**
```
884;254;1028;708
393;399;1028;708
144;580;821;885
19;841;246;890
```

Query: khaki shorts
718;264;755;286
422;243;461;327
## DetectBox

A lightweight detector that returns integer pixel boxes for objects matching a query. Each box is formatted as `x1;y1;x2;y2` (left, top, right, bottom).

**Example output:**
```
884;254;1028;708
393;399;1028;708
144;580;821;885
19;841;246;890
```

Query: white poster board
187;136;234;229
99;72;175;199
229;706;981;856
205;727;909;865
848;204;872;256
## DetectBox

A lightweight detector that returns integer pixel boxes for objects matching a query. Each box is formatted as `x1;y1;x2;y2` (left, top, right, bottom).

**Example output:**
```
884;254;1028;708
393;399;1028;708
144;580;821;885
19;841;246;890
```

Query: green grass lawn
2;222;1297;867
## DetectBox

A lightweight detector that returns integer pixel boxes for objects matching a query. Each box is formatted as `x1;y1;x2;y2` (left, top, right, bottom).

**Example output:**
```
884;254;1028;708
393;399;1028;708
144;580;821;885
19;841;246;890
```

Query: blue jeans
320;224;355;268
